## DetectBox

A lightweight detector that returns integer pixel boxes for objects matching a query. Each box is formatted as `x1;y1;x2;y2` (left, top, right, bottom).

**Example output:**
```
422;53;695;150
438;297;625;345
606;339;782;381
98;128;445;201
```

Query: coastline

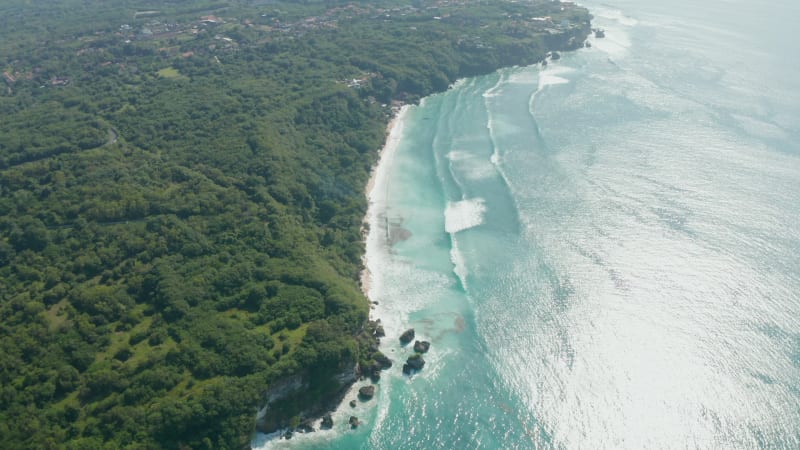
254;17;593;443
253;107;412;448
360;105;410;300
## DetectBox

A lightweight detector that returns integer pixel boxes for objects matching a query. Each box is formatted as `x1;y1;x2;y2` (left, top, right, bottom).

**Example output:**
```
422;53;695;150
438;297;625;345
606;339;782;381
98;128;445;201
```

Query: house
50;76;70;87
200;15;222;25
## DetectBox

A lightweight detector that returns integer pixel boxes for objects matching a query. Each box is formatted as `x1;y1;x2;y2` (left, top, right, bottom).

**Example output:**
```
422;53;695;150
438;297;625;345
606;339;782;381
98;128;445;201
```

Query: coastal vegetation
0;0;590;447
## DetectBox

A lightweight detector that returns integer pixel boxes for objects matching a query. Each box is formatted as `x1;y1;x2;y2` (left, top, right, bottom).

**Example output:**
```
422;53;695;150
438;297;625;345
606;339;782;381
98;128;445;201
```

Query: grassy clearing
157;67;187;79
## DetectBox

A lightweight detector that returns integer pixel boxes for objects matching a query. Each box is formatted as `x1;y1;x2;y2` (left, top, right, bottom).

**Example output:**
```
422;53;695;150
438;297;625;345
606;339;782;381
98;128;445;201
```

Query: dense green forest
0;0;590;448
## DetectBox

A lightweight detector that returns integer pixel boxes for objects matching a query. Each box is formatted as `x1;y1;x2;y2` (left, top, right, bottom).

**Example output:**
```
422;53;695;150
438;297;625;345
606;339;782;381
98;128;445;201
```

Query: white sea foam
445;150;468;161
450;77;469;90
448;150;497;181
482;72;507;98
507;69;539;85
590;33;632;59
583;5;639;61
364;102;457;326
486;113;504;167
252;379;384;449
529;66;574;115
450;238;469;287
538;65;574;90
538;73;570;88
444;198;487;234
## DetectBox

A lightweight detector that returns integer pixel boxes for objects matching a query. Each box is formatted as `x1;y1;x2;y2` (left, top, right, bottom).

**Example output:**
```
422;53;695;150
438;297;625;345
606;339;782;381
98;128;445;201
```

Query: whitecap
446;150;469;161
538;65;574;90
507;70;539;85
252;379;382;449
444;198;487;234
538;73;570;89
450;238;469;286
482;72;507;98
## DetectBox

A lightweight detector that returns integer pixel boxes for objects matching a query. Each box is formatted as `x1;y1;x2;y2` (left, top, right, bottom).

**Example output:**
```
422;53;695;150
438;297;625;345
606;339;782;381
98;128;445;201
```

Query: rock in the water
399;328;415;344
349;416;360;429
370;370;381;382
413;340;430;353
551;51;561;60
284;430;293;440
375;325;385;337
374;352;392;369
358;385;376;400
297;420;314;433
321;413;333;429
406;354;425;369
402;354;425;374
349;399;357;408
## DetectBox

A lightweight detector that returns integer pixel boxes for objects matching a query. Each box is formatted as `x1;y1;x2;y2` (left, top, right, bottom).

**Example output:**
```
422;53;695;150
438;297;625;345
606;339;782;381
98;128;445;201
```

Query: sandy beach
360;105;410;301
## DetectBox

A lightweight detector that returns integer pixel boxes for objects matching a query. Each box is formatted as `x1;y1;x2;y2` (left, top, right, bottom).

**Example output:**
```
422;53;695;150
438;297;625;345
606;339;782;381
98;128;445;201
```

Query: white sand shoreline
360;105;410;301
254;116;411;447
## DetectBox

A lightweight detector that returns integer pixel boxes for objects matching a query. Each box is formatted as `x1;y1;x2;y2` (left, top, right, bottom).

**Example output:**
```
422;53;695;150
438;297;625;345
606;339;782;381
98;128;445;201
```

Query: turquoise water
255;0;800;448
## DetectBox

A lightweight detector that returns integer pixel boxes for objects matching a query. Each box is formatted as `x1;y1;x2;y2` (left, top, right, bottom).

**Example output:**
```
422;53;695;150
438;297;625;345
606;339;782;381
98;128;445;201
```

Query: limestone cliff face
545;22;592;52
255;359;358;434
258;376;306;414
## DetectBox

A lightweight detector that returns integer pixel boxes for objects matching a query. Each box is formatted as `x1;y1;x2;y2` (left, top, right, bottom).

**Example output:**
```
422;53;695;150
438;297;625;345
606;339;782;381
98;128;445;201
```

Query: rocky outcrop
413;340;430;353
374;352;392;369
544;19;592;53
297;420;314;433
358;385;376;400
358;320;392;381
359;349;391;382
402;354;425;374
349;416;360;429
399;328;415;344
321;413;333;429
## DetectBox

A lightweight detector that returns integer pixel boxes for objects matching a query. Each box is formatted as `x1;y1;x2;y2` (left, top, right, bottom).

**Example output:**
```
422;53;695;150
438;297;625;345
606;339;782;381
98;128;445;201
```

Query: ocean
254;0;800;448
